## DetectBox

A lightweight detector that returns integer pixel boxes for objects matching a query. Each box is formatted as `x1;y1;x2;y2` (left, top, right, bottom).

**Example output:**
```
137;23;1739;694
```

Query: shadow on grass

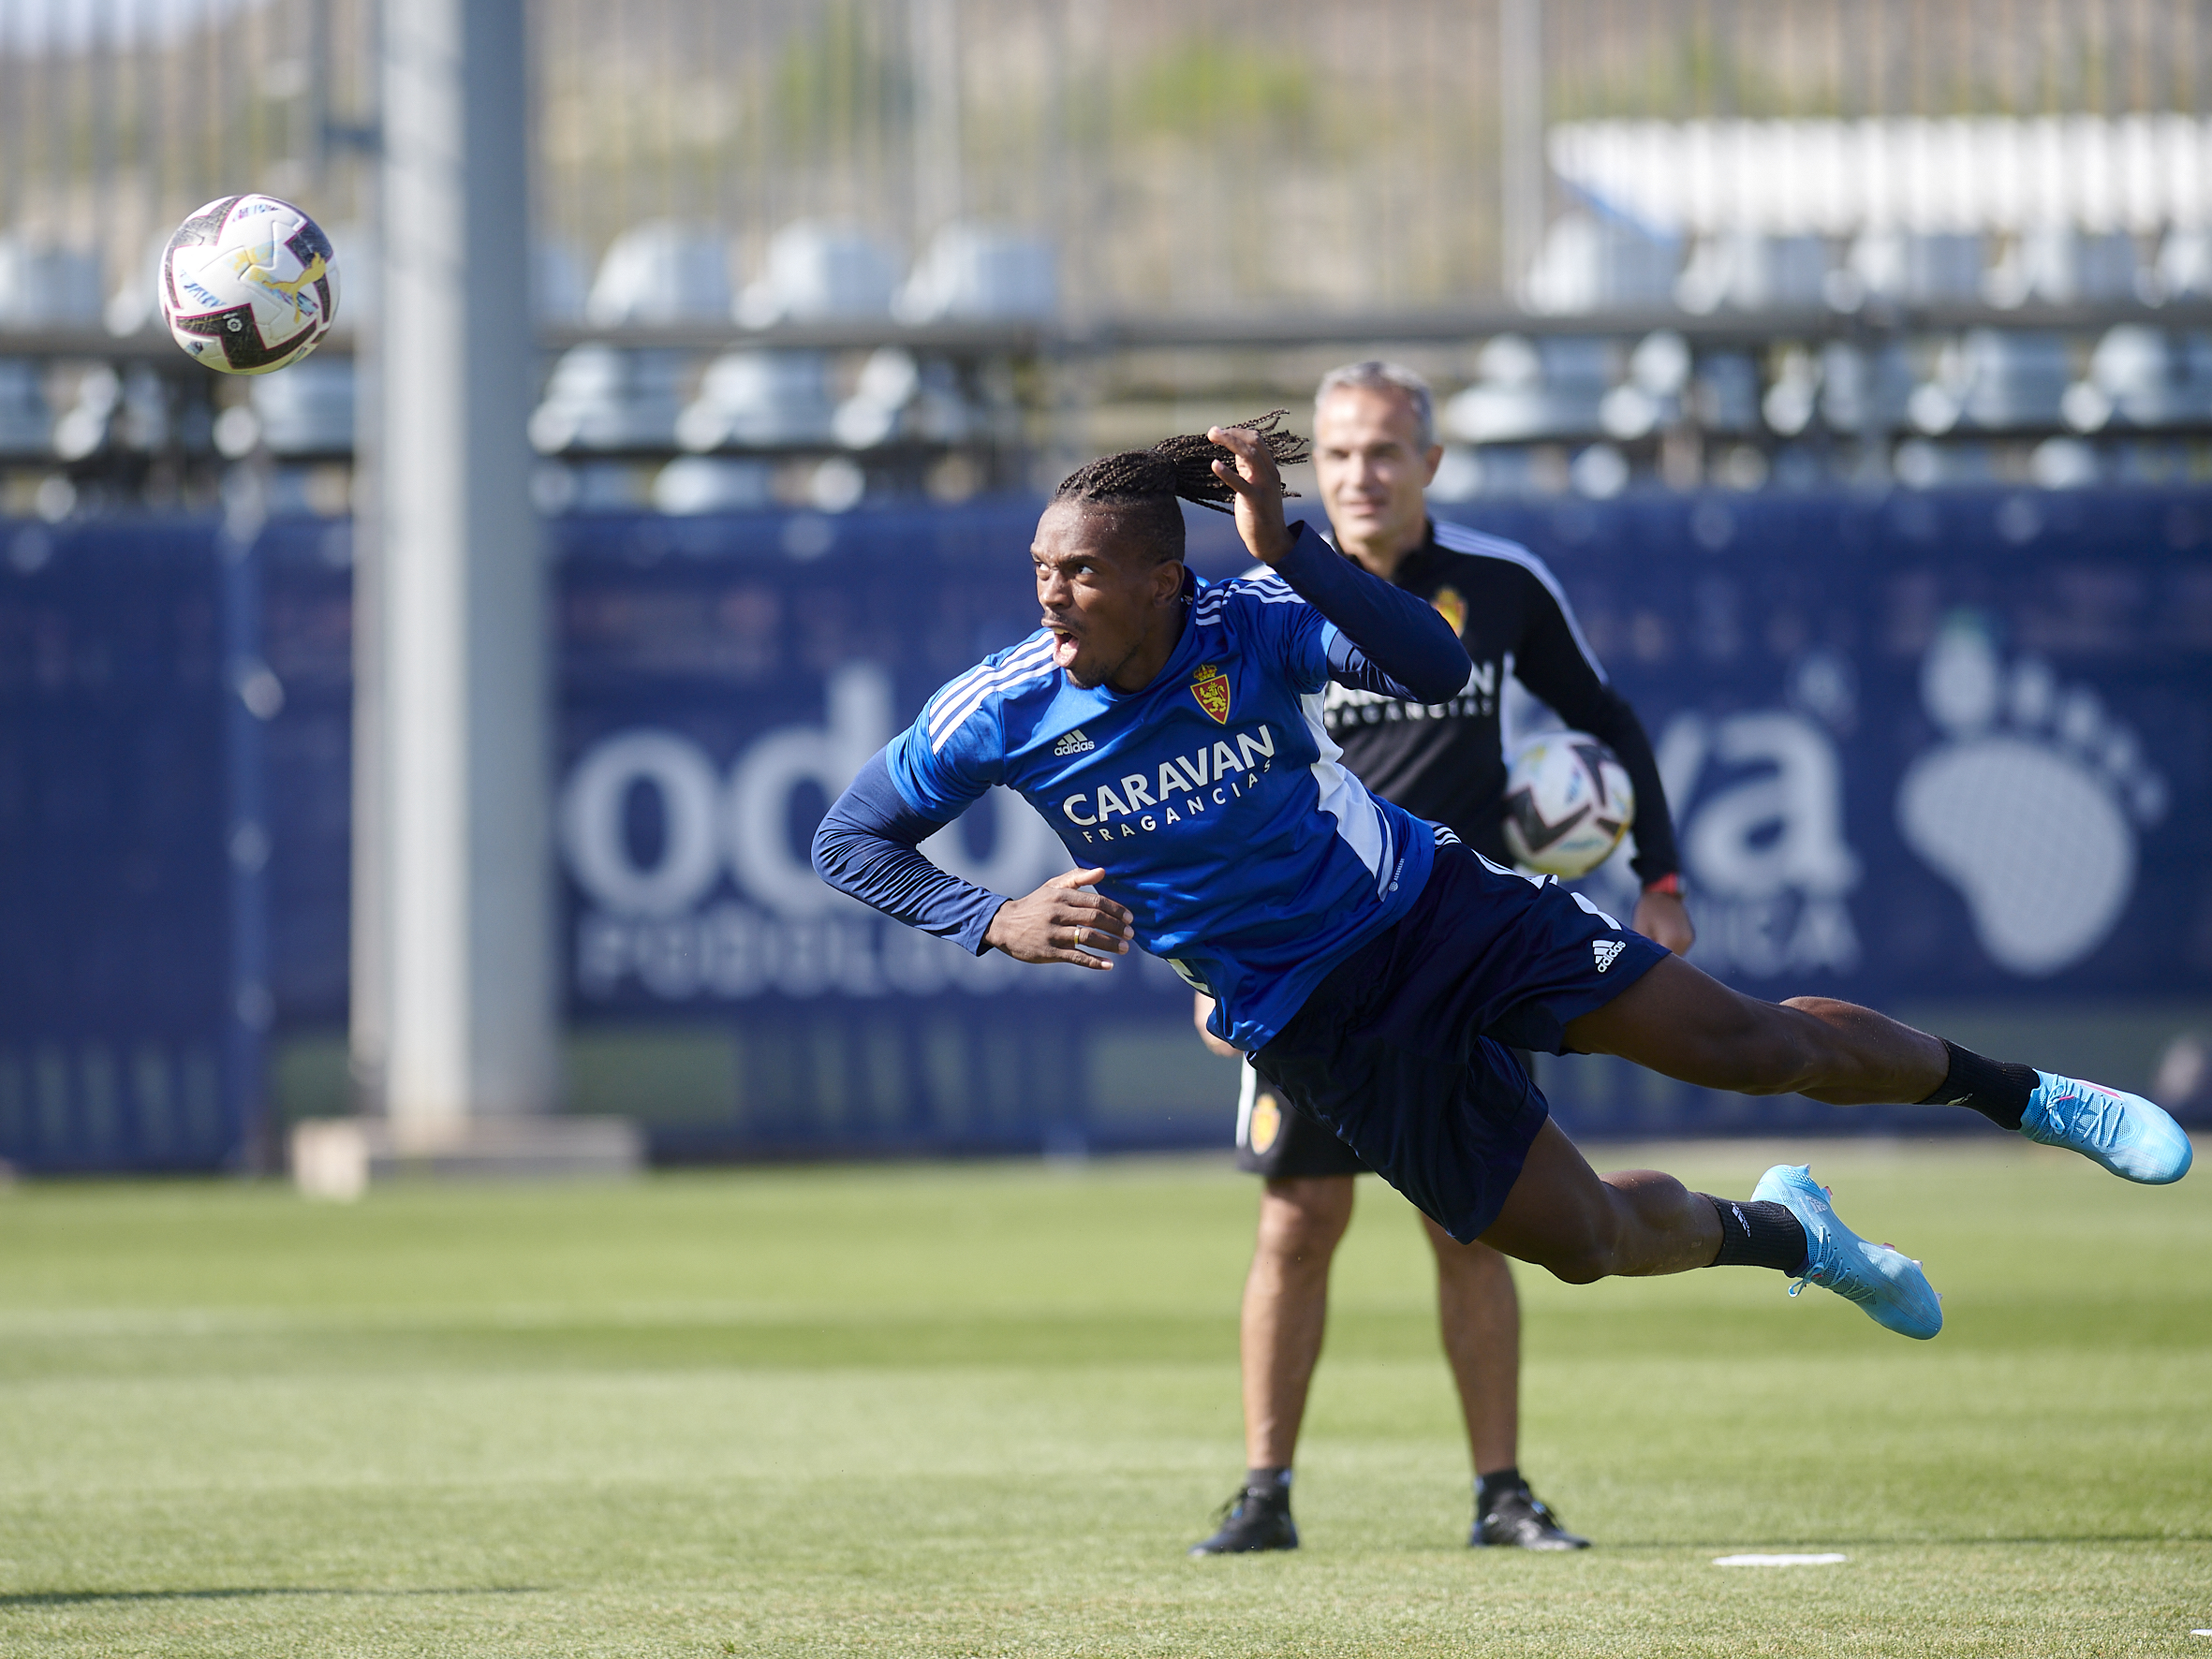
0;1586;543;1608
1603;1534;2212;1551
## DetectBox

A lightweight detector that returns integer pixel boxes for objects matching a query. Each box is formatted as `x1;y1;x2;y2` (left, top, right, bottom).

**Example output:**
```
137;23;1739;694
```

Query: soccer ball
1502;731;1635;879
159;195;338;375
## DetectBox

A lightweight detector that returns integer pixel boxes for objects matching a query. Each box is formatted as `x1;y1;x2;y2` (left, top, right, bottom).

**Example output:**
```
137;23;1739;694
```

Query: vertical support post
346;0;389;1115
217;462;273;1168
1498;0;1545;307
347;328;388;1112
909;0;963;244
375;0;554;1127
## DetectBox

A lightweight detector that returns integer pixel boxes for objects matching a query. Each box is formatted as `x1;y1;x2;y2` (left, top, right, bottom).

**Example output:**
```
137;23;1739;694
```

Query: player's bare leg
1422;1221;1588;1549
1241;1176;1352;1471
1190;1176;1350;1554
1476;951;2188;1340
1568;953;2190;1182
1482;1113;1950;1339
1479;958;1961;1287
1563;955;1946;1105
1480;1120;1721;1283
1423;1218;1518;1474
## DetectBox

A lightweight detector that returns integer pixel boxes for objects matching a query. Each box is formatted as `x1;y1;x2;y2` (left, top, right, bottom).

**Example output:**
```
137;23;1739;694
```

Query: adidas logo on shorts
1592;938;1626;972
1053;728;1095;756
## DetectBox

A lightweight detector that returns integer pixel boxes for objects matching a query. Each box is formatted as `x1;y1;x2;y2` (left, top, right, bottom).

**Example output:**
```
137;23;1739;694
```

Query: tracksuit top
1324;518;1681;883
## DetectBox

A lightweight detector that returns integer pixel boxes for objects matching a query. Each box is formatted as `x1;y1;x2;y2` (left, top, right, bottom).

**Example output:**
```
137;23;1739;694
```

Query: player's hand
983;868;1133;969
1634;888;1695;956
1191;991;1239;1059
1206;423;1295;567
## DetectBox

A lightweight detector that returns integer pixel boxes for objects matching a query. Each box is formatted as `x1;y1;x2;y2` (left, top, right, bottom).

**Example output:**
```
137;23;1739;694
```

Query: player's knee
1258;1177;1353;1263
1539;1246;1612;1285
1526;1209;1626;1285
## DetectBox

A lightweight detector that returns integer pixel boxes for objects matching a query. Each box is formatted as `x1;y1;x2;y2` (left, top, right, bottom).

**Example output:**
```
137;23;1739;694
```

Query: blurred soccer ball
159;194;337;375
1502;731;1635;879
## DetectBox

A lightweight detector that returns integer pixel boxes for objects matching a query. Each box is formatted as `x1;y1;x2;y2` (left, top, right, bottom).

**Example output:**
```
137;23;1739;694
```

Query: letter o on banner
560;730;725;916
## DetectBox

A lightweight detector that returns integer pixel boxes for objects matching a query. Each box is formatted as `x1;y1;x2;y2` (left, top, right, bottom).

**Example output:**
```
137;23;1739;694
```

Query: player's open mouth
1048;626;1082;668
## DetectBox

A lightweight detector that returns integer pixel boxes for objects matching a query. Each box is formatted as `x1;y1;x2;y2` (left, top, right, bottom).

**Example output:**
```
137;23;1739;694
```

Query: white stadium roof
1551;116;2212;237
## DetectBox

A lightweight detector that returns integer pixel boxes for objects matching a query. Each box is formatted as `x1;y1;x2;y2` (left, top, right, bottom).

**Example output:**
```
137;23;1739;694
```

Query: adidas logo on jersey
1592;938;1626;972
1053;728;1095;756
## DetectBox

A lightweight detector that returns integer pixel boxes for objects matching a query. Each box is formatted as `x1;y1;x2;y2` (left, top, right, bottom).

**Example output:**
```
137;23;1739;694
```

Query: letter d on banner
727;664;892;917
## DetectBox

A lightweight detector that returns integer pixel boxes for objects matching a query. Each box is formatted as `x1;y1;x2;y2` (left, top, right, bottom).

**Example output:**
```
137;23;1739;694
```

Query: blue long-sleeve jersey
813;521;1469;1052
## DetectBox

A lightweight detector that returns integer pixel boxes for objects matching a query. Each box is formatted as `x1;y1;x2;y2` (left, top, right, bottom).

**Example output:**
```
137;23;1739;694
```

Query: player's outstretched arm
814;755;1135;970
812;751;1011;953
982;868;1134;970
1208;425;1467;703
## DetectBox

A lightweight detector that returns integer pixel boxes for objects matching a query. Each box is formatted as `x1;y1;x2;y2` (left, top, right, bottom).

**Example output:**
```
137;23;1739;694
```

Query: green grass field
0;1138;2205;1656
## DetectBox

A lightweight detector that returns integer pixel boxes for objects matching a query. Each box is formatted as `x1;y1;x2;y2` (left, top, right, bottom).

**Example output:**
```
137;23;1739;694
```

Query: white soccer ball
1502;730;1635;879
158;194;338;375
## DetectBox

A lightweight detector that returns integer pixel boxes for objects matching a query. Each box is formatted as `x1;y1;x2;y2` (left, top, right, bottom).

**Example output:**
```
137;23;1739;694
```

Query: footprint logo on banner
1895;617;2167;976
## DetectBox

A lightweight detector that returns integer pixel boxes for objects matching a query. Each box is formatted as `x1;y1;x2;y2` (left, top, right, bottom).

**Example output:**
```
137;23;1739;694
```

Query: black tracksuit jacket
1320;517;1682;887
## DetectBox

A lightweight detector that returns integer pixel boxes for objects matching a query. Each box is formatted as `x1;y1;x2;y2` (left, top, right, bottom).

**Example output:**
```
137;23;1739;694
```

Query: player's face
1031;503;1183;691
1313;386;1443;556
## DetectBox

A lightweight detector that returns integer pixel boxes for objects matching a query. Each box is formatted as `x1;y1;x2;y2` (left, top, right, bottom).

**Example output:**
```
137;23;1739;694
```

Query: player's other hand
1191;991;1240;1059
1634;888;1695;956
984;867;1133;969
1207;423;1294;567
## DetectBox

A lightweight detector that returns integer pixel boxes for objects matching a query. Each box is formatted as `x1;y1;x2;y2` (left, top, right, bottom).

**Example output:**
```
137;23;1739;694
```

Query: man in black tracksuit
1190;361;1693;1557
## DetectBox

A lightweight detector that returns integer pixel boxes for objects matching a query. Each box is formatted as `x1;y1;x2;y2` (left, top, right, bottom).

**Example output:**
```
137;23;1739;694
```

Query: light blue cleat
2019;1073;2193;1184
1752;1164;1943;1341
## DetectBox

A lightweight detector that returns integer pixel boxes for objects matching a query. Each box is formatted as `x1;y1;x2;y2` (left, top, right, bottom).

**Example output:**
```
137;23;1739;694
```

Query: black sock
1245;1466;1291;1499
1476;1467;1525;1510
1917;1039;2037;1131
1703;1196;1809;1275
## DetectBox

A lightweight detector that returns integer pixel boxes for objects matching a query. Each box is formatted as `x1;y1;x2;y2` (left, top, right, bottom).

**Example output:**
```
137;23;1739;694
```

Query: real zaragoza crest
1430;584;1467;636
1249;1091;1283;1154
1189;663;1231;723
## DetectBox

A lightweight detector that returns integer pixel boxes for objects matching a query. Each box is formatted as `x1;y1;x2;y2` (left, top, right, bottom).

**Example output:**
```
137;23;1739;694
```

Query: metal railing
10;2;2212;328
9;0;2212;512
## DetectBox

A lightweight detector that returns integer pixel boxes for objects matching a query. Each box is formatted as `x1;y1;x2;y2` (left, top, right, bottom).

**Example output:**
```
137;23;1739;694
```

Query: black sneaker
1187;1484;1299;1555
1472;1484;1589;1550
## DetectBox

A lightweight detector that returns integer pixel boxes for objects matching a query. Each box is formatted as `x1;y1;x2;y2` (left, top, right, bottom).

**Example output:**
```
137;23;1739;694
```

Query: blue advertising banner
544;490;2212;1152
0;518;241;1170
550;503;1205;1157
3;487;2207;1168
1463;489;2212;1002
1434;490;2212;1138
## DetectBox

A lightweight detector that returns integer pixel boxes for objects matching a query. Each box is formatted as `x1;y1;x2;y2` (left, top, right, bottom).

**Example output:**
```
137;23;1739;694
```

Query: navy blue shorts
1249;841;1668;1244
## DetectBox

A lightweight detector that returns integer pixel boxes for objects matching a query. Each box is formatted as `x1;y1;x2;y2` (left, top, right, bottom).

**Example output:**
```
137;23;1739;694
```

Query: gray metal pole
347;0;390;1115
1498;0;1544;307
218;460;273;1168
909;0;963;243
347;303;389;1114
376;0;555;1126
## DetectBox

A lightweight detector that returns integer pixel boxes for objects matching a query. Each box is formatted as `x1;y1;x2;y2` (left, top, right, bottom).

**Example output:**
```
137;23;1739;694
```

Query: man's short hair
1315;360;1436;451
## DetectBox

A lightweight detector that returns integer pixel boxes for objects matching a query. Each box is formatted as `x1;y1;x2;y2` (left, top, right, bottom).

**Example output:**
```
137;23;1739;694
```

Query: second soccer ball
1502;731;1635;879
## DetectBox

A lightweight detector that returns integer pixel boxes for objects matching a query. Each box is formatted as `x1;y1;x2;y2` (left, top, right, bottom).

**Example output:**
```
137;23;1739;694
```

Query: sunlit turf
0;1137;2206;1656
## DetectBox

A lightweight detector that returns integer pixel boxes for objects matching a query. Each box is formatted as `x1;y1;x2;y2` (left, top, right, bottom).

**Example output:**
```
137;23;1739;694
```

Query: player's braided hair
1050;411;1311;564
